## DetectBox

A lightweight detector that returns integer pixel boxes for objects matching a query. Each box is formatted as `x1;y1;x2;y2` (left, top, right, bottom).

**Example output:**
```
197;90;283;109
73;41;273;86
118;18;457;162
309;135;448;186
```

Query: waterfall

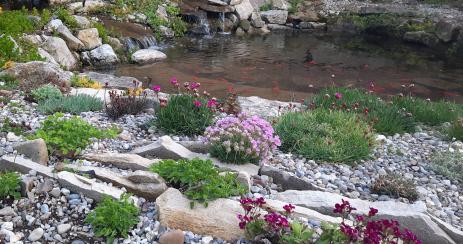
218;11;230;35
125;35;158;52
198;13;211;36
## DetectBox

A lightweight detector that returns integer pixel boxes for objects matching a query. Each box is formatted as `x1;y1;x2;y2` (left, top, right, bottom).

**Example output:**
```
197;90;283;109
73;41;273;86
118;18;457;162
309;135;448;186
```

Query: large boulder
81;44;119;67
261;10;288;25
67;0;110;13
272;0;289;10
234;0;254;20
13;139;49;165
76;28;102;50
275;190;458;244
37;48;59;65
41;37;79;70
156;188;244;241
0;61;72;90
56;25;84;51
403;31;440;48
131;49;167;64
44;19;64;32
73;15;92;29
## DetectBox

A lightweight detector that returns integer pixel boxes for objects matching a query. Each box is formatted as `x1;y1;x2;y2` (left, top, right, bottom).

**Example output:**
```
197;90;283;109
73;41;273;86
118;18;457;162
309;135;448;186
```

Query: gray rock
272;0;289;10
45;19;64;32
28;227;44;242
159;229;184;244
73;15;92;28
81;44;119;66
403;31;440;47
131;49;167;64
435;19;461;43
259;165;322;191
76;28;102;50
126;170;164;184
41;37;78;70
0;207;16;216
275;190;457;244
0;155;55;178
57;25;84;51
37;179;54;193
234;0;254;20
13;139;49;165
38;48;59;65
57;223;72;234
78;71;140;89
81;153;155;170
261;10;288;25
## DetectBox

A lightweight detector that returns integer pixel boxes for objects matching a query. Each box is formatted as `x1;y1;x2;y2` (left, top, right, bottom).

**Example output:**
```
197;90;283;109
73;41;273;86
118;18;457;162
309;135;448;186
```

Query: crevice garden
1;1;463;244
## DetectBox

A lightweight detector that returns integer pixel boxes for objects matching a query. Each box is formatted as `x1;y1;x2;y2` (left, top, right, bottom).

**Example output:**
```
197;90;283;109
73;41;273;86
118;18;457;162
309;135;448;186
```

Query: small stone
50;187;61;198
159;230;184;244
40;204;49;214
37;179;54;193
0;207;16;216
57;223;72;234
28;227;44;241
1;222;14;231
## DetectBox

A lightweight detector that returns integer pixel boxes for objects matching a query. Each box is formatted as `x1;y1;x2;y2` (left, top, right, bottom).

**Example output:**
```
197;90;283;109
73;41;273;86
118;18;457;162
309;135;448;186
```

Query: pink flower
368;207;378;217
206;99;218;108
283;204;295;214
193;100;202;107
152;85;161;92
190;82;200;89
335;92;342;99
170;77;178;85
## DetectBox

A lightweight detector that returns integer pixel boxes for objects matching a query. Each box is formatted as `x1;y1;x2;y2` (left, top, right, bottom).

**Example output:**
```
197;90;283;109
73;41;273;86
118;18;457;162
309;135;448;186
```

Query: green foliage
288;0;304;14
30;84;63;102
259;2;273;11
245;219;267;240
93;22;110;44
1;118;30;136
312;87;415;135
316;222;348;244
0;171;21;200
0;35;43;68
275;109;374;163
447;119;463;141
34;113;118;156
152;95;214;136
38;94;103;114
54;7;79;30
430;151;463;184
280;221;314;244
0;74;19;90
0;10;35;36
150;159;247;206
393;96;463;126
85;194;139;243
371;174;419;201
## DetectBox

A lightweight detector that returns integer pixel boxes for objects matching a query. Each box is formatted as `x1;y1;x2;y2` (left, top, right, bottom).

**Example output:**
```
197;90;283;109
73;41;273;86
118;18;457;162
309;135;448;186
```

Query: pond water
113;32;463;102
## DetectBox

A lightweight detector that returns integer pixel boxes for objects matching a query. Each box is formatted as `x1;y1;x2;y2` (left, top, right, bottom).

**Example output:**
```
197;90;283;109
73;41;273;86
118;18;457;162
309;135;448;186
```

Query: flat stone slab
275;190;457;244
259;165;323;191
0;155;54;178
81;153;157;171
79;72;141;89
265;199;343;224
131;136;259;175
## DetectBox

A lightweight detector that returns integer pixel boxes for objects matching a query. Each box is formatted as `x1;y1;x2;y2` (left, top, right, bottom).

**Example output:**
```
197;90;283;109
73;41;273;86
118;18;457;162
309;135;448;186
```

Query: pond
113;32;463;102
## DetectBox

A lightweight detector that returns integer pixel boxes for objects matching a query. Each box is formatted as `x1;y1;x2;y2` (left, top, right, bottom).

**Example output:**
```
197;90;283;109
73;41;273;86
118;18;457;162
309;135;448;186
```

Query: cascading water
125;35;158;52
218;12;230;35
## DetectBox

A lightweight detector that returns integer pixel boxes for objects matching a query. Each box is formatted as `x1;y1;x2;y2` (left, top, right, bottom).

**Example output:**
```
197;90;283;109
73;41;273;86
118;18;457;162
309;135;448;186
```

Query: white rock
131;49;167;64
76;28;102;50
28;227;44;242
41;37;78;70
57;223;72;234
234;0;254;20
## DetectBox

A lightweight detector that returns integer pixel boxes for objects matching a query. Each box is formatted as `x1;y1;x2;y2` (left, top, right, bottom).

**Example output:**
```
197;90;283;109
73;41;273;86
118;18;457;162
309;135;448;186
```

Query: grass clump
0;171;21;201
152;95;214;136
370;174;419;201
393;96;463;126
430;151;463;184
85;194;139;243
38;94;103;114
30;84;63;102
150;158;247;207
447;118;463;141
275;109;375;163
0;74;19;90
312;87;415;135
34;113;118;156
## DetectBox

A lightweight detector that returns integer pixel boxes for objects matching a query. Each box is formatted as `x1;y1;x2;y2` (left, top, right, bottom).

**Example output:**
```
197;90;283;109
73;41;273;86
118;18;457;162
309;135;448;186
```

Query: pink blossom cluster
204;113;281;164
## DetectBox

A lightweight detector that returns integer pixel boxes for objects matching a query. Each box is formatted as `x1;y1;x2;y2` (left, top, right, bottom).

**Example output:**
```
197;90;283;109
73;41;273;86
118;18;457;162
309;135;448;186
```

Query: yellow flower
2;60;15;69
0;7;3;14
90;81;103;89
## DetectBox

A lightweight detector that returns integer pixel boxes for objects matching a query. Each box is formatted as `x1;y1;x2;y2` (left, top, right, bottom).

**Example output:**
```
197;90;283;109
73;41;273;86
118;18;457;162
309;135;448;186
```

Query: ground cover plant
34;113;118;157
311;87;415;135
150;79;216;136
30;84;63;102
0;118;31;136
204;113;281;165
85;194;139;243
275;109;374;163
447;118;463;141
70;75;103;89
105;81;149;120
0;74;19;91
430;151;463;184
0;171;21;201
150;158;247;207
370;174;419;201
38;94;103;114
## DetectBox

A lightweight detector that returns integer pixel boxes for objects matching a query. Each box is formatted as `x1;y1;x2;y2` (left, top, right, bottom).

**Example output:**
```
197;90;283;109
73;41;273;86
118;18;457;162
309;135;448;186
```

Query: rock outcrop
41;37;79;70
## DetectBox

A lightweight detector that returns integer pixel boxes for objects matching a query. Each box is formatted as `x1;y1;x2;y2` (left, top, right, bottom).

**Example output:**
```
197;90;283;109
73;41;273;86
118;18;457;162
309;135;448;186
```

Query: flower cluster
204;113;280;165
334;199;421;244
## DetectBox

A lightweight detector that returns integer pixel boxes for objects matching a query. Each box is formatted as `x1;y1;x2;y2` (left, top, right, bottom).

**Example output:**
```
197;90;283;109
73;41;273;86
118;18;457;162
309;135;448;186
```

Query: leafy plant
0;171;21;200
0;35;43;68
371;174;419;201
260;2;273;11
30;84;63;102
0;117;30;136
311;87;415;135
275;109;374;163
204;113;281;164
430;151;463;183
0;74;19;90
38;94;103;114
85;194;139;243
34;113;118;156
280;221;314;244
393;96;463;126
0;9;35;36
54;7;79;30
150;158;246;207
93;22;110;44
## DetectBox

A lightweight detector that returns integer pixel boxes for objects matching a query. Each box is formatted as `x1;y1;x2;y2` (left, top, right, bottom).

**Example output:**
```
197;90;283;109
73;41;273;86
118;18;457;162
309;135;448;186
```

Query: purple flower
206;99;218;108
170;77;178;85
283;204;295;214
335;92;342;99
152;85;161;92
193;100;202;107
190;82;200;89
368;207;378;217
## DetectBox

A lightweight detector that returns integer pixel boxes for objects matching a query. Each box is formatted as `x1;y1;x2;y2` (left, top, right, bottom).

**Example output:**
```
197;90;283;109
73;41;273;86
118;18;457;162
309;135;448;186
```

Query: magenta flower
170;77;178;85
152;85;161;92
190;82;200;89
193;100;202;107
206;99;218;108
283;204;295;214
335;92;342;99
368;207;378;217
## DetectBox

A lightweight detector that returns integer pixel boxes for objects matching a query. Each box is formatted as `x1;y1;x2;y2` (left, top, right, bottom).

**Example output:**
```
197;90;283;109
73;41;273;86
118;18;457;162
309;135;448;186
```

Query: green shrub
393;96;463;126
312;87;415;135
430;151;463;183
370;174;419;201
0;35;43;68
0;118;30;136
54;7;79;30
34;113;118;156
150;159;247;207
152;95;214;136
93;22;110;44
38;94;103;114
0;74;19;90
259;3;272;11
30;84;63;102
0;171;21;200
0;10;35;36
447;118;463;141
85;194;139;243
275;109;375;163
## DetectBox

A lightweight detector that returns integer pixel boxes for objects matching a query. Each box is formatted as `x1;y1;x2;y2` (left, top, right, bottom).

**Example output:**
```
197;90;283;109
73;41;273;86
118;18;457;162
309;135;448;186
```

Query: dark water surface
114;32;463;102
